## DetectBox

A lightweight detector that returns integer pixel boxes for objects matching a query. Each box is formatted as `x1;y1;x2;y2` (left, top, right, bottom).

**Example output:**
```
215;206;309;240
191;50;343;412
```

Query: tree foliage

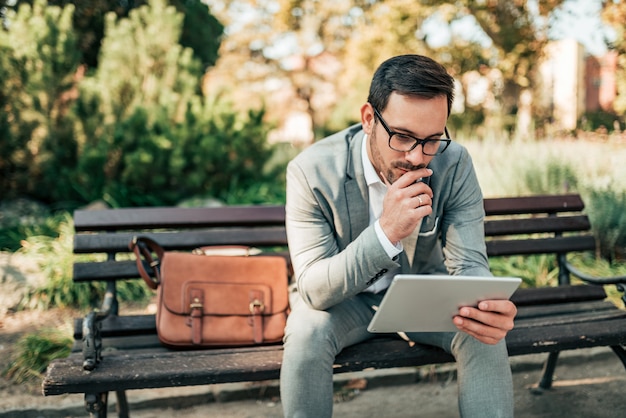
205;0;574;136
1;0;283;208
204;0;369;134
86;0;202;123
458;0;565;123
2;0;223;69
0;0;80;200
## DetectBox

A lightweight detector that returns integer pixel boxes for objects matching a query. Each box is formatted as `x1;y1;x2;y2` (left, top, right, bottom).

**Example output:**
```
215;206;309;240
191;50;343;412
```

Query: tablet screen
367;274;521;333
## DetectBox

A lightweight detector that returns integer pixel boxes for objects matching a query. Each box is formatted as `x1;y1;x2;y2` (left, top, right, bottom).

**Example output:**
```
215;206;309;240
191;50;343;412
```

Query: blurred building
585;50;618;113
538;39;618;131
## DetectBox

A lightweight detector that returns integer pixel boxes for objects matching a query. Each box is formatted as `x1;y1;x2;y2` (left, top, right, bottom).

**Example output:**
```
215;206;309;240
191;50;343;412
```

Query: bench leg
84;391;130;418
116;390;130;418
610;345;626;370
531;351;560;394
85;392;108;417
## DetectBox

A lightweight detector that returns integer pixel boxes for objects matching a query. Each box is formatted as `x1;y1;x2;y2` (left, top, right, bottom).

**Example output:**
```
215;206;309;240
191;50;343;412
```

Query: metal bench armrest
564;260;626;307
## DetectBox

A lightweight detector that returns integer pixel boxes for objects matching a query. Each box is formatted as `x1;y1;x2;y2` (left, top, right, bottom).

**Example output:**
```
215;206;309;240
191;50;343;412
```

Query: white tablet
367;274;522;333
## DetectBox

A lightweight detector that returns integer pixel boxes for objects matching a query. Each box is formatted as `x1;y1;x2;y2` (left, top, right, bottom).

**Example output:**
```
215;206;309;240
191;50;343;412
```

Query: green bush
18;212;151;310
3;329;72;384
66;99;281;208
584;188;626;262
489;254;559;288
523;158;579;195
579;111;625;132
448;107;485;136
0;0;286;209
0;211;66;252
0;199;59;251
0;0;80;201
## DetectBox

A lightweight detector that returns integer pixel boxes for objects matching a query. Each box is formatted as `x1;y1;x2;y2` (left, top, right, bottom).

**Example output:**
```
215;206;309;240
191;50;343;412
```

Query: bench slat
73;227;288;253
510;284;607;306
486;235;596;257
73;195;584;232
71;334;164;353
483;194;584;216
515;301;626;325
74;252;292;282
86;308;623;356
516;300;619;319
72;237;598;283
515;307;626;329
73;315;155;339
75;218;593;253
506;316;626;355
43;339;453;396
73;205;286;231
74;260;138;282
484;216;590;236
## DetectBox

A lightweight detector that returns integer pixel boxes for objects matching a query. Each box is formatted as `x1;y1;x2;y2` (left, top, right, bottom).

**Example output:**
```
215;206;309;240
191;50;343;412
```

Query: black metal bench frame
42;194;626;418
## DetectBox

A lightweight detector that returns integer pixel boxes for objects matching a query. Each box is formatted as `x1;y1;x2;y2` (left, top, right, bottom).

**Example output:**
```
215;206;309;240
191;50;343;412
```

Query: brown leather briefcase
130;236;289;348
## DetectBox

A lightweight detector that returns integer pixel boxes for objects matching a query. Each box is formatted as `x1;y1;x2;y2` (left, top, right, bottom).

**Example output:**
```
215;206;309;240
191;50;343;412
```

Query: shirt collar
361;134;384;188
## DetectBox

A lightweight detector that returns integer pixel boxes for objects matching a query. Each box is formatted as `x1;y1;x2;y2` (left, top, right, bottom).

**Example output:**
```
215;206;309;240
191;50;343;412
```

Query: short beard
369;122;426;184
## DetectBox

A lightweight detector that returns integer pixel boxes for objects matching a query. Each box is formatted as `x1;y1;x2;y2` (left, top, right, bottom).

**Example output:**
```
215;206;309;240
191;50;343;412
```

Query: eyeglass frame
372;106;451;156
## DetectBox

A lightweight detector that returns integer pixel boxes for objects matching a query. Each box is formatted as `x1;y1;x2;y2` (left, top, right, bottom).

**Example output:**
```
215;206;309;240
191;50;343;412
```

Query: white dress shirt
361;135;403;293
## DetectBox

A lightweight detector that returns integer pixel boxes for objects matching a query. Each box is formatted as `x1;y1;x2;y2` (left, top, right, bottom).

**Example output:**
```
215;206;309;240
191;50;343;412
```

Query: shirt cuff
374;220;403;258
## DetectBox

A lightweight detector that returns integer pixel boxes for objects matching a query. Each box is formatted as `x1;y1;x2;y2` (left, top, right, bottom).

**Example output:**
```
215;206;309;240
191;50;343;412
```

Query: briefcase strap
129;236;164;290
128;236;258;291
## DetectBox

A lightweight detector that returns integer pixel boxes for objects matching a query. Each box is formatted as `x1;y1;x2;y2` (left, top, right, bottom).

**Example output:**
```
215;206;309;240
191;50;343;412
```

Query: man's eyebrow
391;124;444;139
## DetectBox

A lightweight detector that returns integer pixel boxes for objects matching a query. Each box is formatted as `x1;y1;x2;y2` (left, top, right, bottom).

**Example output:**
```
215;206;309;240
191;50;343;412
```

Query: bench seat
44;285;626;396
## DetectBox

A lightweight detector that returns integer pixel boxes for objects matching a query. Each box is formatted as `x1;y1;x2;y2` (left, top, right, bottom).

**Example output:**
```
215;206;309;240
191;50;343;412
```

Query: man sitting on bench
281;54;518;417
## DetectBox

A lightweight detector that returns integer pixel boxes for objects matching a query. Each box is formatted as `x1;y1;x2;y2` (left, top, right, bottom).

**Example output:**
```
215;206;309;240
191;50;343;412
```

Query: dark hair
367;54;455;116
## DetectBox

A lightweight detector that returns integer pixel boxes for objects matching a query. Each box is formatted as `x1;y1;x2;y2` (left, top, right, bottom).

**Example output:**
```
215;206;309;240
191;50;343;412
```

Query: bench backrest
483;194;595;256
72;194;595;283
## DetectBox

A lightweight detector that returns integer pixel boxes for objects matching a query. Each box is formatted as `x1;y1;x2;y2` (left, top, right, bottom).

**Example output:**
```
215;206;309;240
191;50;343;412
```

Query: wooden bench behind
72;193;596;286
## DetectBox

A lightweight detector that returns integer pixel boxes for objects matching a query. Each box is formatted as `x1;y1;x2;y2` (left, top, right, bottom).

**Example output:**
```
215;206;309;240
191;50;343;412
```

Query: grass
460;132;626;198
489;254;559;289
3;329;72;384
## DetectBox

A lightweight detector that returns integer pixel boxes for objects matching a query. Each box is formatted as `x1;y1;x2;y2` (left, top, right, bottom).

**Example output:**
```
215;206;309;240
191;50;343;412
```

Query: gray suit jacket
286;125;491;310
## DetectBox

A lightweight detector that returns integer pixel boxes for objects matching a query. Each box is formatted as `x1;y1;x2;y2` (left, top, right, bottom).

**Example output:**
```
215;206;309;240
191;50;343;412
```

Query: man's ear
360;103;375;135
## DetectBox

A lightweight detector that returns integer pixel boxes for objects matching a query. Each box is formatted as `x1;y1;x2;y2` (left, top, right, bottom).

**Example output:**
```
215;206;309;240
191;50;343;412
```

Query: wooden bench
42;194;626;417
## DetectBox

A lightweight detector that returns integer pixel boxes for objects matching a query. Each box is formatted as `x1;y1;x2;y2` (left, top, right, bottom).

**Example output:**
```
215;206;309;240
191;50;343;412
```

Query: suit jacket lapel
344;130;369;242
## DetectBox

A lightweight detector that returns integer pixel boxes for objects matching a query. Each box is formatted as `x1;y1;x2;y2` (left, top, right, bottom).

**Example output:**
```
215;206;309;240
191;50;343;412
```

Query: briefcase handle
129;236;164;290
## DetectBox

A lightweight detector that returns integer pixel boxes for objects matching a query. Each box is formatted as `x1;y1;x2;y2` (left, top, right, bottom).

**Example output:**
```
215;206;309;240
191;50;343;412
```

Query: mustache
392;162;427;171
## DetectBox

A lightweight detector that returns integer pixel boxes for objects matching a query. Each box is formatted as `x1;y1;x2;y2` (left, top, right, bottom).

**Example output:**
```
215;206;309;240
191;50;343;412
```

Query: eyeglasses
373;107;451;156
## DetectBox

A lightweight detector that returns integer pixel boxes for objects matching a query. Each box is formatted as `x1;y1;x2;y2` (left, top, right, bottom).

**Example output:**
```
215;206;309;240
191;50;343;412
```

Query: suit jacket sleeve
285;132;400;311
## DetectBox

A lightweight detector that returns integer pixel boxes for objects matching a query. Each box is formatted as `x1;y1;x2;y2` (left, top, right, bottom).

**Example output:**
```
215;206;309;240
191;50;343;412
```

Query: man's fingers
453;316;508;345
458;305;515;332
478;300;518;316
453;299;518;344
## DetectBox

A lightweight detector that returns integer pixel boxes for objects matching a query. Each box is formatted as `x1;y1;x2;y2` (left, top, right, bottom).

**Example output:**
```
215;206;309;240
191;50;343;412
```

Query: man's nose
404;145;427;166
